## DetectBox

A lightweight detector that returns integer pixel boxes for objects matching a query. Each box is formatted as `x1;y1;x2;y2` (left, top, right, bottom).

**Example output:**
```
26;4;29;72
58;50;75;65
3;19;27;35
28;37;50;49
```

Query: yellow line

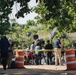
15;48;76;52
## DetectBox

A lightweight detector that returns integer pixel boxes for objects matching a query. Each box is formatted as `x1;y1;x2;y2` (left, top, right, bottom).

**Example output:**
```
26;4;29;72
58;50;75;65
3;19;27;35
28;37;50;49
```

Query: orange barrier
66;48;76;70
15;50;24;68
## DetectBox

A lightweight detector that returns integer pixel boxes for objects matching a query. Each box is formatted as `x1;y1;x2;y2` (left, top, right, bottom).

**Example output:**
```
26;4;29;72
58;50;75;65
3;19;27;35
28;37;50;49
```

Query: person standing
0;39;1;64
54;36;63;66
0;36;10;70
44;40;53;65
34;39;41;65
30;42;35;52
7;38;14;69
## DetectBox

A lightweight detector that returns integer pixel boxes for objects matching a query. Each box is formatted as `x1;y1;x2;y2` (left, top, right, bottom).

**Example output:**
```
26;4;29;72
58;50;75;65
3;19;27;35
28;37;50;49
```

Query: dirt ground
0;65;76;75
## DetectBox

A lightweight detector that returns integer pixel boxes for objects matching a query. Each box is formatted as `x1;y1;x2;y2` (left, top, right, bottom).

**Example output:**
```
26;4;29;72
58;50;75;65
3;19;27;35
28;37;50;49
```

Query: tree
34;0;76;33
22;20;37;34
0;0;31;35
0;0;31;18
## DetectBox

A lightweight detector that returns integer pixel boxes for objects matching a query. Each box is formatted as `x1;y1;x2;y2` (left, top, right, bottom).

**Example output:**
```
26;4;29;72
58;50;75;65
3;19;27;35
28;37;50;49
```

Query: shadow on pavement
0;68;63;75
0;67;76;75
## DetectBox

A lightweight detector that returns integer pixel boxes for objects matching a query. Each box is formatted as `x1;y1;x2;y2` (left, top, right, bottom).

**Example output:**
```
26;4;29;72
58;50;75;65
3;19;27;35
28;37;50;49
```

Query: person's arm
58;40;63;48
59;43;63;48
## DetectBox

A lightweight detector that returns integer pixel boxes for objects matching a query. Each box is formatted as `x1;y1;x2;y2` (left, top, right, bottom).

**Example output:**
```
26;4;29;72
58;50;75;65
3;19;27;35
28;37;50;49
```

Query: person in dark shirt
0;39;1;64
54;36;63;66
44;40;53;65
0;36;10;70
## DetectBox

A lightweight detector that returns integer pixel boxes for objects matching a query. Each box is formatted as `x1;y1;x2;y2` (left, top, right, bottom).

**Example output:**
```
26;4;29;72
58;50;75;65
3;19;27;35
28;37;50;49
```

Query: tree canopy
0;0;76;37
0;0;31;35
34;0;76;33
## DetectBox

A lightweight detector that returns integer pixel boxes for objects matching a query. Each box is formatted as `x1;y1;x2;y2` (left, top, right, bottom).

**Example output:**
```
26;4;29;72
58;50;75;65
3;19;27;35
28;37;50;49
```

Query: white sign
50;27;57;38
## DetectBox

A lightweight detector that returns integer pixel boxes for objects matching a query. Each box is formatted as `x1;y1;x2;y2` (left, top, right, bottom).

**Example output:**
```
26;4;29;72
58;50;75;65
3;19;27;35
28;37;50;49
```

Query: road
0;65;76;75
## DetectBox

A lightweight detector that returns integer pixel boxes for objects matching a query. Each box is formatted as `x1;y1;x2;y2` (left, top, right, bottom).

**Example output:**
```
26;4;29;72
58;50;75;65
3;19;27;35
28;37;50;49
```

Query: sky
9;0;37;24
